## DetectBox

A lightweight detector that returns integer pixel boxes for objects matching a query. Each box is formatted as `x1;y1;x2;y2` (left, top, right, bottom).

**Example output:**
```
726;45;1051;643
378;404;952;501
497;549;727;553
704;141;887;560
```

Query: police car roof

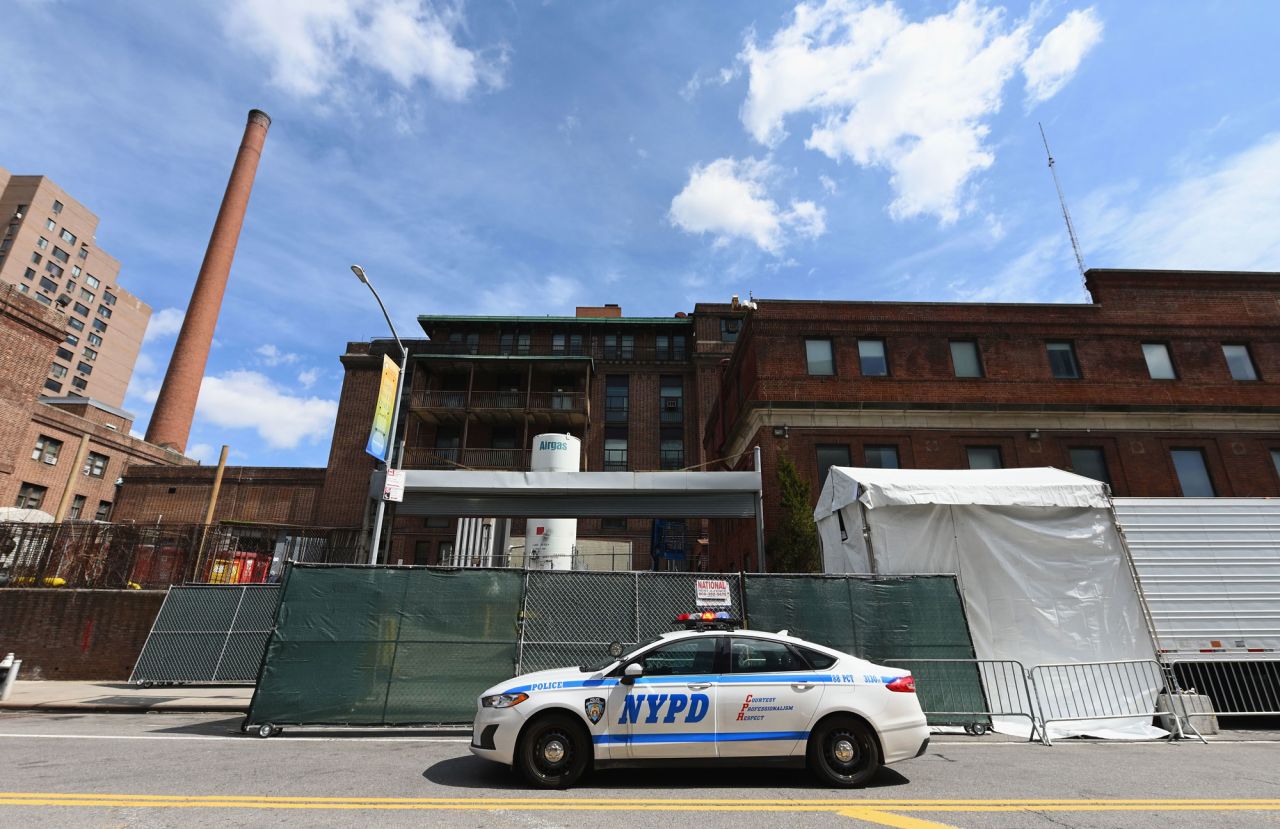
665;627;838;650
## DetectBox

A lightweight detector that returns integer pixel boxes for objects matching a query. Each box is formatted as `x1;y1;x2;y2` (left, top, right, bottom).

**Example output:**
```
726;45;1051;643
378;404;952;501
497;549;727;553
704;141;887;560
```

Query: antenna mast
1039;122;1086;288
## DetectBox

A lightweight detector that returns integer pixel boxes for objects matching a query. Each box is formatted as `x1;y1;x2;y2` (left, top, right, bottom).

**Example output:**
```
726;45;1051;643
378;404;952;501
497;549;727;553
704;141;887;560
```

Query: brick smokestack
146;109;271;452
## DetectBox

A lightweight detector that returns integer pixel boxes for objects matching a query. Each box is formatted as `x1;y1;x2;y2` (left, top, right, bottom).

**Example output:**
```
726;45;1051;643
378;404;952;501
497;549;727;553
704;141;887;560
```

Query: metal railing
1028;659;1203;745
1169;660;1280;722
888;659;1044;743
402;447;531;470
410;340;691;364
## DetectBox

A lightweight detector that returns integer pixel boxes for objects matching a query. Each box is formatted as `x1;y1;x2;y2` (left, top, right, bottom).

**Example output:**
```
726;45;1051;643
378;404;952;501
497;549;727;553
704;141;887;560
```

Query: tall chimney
146;109;271;452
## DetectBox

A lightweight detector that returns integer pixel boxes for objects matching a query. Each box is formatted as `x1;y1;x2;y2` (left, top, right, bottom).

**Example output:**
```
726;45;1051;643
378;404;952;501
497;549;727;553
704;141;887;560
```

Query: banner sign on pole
364;354;400;461
695;578;731;608
382;468;405;503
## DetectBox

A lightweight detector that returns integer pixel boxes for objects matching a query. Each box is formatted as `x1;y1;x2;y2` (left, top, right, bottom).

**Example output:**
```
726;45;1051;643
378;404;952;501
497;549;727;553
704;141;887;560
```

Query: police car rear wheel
807;716;880;788
517;714;590;789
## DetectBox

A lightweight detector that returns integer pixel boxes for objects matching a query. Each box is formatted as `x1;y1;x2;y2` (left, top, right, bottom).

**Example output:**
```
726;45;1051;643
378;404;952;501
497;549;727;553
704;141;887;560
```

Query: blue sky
3;0;1279;468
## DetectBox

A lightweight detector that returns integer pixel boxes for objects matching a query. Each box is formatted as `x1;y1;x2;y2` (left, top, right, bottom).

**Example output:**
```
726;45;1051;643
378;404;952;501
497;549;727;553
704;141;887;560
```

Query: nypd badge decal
584;697;605;725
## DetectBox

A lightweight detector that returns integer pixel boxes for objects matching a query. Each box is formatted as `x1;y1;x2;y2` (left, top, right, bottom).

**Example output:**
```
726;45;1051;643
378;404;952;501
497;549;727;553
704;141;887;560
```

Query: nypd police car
471;613;928;788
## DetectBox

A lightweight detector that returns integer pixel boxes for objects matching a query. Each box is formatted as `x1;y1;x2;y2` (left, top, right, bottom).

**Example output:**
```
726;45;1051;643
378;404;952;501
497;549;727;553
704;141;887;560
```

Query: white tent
814;466;1163;739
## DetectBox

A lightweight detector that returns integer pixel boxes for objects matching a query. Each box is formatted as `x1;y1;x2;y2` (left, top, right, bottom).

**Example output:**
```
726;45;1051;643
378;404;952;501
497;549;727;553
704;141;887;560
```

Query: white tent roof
0;507;54;523
813;466;1110;519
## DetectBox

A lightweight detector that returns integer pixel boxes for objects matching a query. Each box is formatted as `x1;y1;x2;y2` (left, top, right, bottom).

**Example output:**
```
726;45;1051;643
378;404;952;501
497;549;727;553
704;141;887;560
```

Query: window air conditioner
663;398;679;410
43;454;57;465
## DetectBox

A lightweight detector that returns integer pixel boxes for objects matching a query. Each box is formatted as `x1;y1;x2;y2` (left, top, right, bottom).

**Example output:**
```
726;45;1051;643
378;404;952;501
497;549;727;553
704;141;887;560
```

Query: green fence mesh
248;566;522;726
744;574;986;725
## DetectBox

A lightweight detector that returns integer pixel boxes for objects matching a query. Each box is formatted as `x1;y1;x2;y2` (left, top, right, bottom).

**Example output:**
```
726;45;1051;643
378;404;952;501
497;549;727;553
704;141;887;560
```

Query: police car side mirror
621;662;644;685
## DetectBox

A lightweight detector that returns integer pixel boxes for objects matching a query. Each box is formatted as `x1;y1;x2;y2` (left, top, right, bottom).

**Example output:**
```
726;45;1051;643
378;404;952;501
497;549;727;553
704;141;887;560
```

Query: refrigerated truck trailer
1114;498;1280;661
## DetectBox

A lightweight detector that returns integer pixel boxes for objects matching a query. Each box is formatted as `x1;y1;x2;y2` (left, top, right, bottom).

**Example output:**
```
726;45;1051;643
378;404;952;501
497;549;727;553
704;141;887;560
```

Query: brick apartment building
0;168;150;408
306;303;749;569
704;269;1280;570
0;285;191;519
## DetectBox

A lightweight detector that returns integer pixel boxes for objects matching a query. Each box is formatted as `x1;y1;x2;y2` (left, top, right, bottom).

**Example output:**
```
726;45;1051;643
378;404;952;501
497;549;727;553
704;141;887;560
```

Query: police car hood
485;666;607;697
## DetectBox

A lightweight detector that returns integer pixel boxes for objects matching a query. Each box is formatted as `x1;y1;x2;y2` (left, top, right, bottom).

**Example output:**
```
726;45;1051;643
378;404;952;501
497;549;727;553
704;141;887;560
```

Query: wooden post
203;445;230;525
53;434;92;522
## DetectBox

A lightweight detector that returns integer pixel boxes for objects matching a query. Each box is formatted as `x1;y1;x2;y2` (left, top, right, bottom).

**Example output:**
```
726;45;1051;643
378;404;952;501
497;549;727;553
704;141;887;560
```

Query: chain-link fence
516;571;746;673
0;522;364;589
130;585;282;684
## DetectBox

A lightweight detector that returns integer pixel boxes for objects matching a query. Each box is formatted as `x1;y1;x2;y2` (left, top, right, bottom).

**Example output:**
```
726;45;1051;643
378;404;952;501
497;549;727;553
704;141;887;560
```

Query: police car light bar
674;611;741;631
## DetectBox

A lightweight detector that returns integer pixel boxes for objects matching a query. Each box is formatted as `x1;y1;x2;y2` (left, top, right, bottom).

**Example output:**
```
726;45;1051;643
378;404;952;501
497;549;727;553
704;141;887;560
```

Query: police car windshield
578;637;662;673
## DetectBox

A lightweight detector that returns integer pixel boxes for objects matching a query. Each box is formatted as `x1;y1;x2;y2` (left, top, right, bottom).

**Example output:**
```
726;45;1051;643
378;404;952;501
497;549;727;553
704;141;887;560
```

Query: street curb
0;703;250;714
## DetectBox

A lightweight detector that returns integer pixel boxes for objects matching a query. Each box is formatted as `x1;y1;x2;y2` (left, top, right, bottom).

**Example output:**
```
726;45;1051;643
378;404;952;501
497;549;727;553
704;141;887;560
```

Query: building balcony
408;389;588;427
402;447;532;470
409;340;689;364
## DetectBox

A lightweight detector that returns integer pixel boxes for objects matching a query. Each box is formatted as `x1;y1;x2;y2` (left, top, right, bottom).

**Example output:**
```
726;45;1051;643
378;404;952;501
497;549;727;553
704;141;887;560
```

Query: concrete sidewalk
0;681;253;713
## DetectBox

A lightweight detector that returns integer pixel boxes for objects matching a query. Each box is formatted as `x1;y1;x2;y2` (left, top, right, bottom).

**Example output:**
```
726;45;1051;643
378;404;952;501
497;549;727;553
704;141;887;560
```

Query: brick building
313;303;747;568
0;284;192;519
704;269;1280;570
113;466;326;525
0;167;150;408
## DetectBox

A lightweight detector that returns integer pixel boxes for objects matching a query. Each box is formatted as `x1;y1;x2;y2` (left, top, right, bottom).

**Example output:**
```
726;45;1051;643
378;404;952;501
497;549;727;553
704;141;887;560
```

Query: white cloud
1082;133;1280;271
185;443;220;465
196;370;338;450
143;307;184;342
737;0;1102;223
1023;8;1103;104
475;273;583;315
255;343;301;366
680;65;740;101
819;174;838;195
224;0;501;100
297;367;322;389
669;157;828;253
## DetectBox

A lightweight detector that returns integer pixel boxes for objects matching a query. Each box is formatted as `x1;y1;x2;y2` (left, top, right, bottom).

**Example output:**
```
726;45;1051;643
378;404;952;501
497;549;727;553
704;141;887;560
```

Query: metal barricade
888;659;1045;744
1169;660;1280;725
1028;659;1203;745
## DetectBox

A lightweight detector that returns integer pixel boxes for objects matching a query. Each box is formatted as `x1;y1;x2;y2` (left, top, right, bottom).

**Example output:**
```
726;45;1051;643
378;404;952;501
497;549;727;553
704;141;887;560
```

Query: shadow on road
424;755;911;791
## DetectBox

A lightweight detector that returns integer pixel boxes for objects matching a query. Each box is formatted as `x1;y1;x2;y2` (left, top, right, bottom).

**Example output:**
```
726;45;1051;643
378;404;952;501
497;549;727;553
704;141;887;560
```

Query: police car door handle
687;682;712;690
791;682;815;691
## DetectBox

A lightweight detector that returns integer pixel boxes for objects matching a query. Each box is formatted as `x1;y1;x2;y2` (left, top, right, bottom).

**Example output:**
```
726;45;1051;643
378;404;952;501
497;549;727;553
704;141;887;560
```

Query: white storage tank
527;433;580;570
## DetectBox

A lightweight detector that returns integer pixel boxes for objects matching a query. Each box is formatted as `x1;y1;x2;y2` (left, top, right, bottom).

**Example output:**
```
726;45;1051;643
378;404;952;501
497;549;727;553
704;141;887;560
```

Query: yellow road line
841;808;962;829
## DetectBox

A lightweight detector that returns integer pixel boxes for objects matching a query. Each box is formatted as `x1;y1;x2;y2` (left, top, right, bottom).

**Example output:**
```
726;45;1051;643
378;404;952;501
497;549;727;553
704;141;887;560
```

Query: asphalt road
1;711;1278;828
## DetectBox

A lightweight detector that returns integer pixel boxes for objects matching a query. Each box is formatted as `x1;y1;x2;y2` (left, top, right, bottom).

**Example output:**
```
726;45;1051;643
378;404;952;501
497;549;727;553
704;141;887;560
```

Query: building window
659;376;683;423
864;445;900;468
40;276;58;292
52;246;70;263
17;284;29;295
816;444;852;486
858;338;888;376
84;451;109;478
69;495;87;520
88;333;102;347
15;482;47;510
79;288;95;302
78;247;88;260
45;261;63;278
56;346;74;361
1272;449;1280;482
85;274;99;288
1046;341;1080;379
603;334;635;360
37;236;49;250
52;200;63;214
60;229;76;244
605;375;629;423
92;318;107;332
33;435;64;464
68;317;85;331
97;305;111;319
45;217;56;230
721;318;741;343
33;293;51;306
805;338;834;376
1068;447;1110;485
71;376;88;390
71;266;81;278
31;252;41;264
43;379;62;393
446;332;478;354
83;347;98;361
949;340;983;378
604;426;628;471
76;361;93;375
967;446;1003;469
1142;343;1177;380
1222;344;1258;381
23;267;35;280
499;332;523;355
1171;449;1215;497
95;500;113;521
65;333;79;346
660;431;685;470
656;334;687;361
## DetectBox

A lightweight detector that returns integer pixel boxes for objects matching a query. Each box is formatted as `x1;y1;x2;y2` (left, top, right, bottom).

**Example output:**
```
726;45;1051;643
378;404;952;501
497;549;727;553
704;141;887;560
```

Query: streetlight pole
352;265;406;565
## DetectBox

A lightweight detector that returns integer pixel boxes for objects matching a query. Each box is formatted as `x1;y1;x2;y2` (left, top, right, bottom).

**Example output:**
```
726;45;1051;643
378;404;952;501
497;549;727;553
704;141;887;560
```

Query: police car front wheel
807;715;881;788
516;713;591;789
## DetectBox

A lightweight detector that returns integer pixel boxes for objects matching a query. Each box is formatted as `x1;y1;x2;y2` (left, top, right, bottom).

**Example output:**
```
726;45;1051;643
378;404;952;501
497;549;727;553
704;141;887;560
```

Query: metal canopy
380;470;762;519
